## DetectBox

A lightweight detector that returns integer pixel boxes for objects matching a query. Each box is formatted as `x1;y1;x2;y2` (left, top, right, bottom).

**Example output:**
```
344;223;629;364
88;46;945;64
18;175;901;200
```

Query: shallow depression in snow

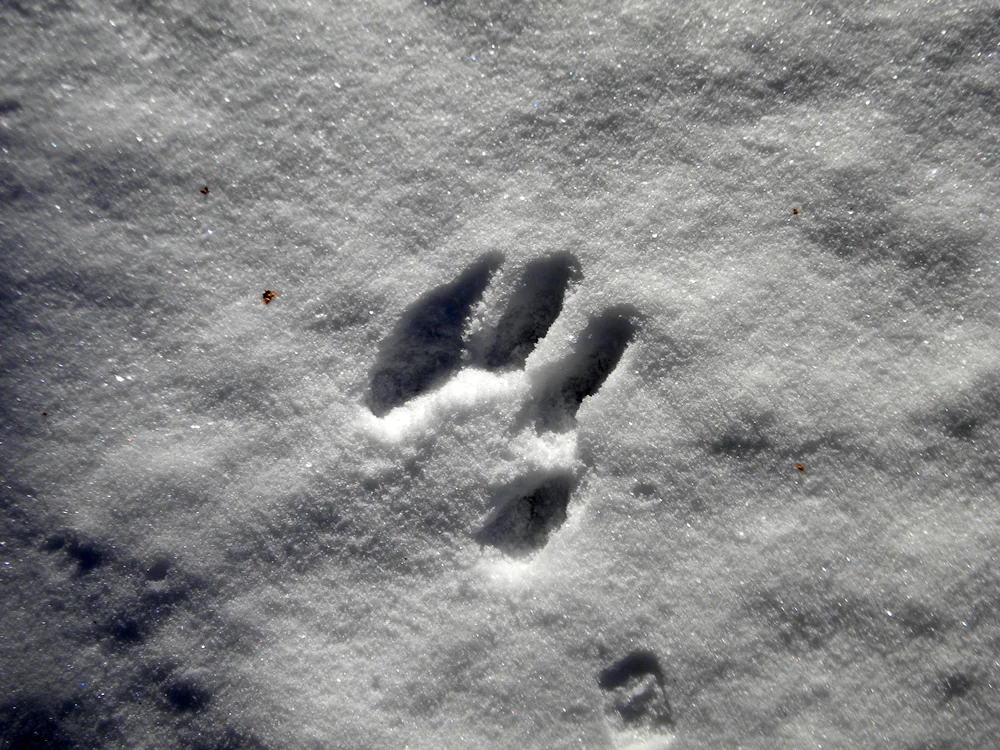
2;0;1000;748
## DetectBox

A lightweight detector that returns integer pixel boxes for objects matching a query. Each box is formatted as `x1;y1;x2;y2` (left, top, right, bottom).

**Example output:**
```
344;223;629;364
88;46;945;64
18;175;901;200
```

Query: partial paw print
598;651;674;741
365;252;640;555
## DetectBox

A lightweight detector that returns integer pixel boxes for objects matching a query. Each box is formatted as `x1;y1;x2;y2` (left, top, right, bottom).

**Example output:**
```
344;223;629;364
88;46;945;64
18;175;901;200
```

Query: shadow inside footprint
526;305;640;432
367;253;502;416
482;253;582;371
476;476;574;555
598;650;673;728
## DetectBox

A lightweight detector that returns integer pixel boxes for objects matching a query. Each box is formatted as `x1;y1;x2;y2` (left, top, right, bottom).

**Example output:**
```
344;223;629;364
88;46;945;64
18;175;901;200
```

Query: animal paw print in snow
366;252;640;556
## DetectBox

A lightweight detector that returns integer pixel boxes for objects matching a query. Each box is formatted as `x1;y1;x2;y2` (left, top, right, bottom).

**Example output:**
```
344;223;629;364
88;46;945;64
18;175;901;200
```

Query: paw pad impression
598;650;674;731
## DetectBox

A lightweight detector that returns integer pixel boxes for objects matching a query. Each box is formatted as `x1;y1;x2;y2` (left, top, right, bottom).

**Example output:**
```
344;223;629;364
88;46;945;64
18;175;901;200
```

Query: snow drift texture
2;0;999;748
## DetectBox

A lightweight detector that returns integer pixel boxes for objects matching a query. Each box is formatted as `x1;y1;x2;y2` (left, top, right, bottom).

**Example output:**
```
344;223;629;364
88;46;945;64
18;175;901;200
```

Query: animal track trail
366;253;640;555
365;260;676;745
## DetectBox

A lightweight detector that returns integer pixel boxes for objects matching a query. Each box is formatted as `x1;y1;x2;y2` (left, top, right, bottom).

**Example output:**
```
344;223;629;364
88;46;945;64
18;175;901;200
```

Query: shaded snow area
3;0;1000;747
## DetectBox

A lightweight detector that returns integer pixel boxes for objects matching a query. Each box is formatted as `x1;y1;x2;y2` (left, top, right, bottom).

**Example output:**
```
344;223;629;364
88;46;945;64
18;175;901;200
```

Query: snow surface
2;0;1000;748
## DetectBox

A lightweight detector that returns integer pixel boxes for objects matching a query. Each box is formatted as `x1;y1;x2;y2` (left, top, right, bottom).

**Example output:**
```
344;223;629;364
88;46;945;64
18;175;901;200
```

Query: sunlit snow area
3;0;1000;748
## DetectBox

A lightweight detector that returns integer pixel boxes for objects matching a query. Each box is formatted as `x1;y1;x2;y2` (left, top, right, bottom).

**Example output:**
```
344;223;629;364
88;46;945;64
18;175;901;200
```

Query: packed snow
2;0;999;748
